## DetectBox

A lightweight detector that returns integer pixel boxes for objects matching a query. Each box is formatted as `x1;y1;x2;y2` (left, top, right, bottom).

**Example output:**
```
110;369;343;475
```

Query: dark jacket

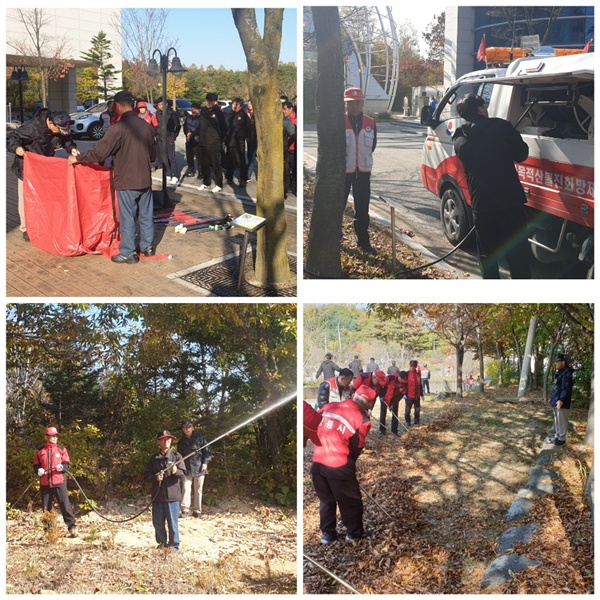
156;106;181;138
183;113;201;146
452;116;529;213
75;110;157;190
198;105;226;146
7;108;77;180
144;448;186;503
315;359;340;380
177;430;211;476
551;365;574;409
225;109;251;146
348;359;362;377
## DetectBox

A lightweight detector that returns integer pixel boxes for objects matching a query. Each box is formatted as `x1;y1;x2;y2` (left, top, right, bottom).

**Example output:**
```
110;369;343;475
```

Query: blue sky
149;8;297;72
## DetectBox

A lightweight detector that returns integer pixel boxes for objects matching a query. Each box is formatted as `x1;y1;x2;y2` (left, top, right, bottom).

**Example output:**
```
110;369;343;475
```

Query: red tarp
23;153;120;257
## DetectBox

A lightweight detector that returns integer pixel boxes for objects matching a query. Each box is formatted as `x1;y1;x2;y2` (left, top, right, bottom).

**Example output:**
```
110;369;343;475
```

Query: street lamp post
9;66;31;124
147;48;186;209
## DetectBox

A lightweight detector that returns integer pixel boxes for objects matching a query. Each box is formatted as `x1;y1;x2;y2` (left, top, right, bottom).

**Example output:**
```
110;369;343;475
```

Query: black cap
206;92;218;101
191;101;202;109
180;419;193;428
50;111;73;130
113;90;134;104
154;96;164;104
555;353;567;362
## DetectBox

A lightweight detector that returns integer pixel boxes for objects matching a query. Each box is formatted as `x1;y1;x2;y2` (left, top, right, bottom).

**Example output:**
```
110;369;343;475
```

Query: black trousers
199;144;223;187
344;172;371;246
312;471;364;538
285;150;297;195
226;140;248;182
158;133;178;179
405;396;421;425
185;141;200;173
422;379;430;394
379;395;401;435
41;483;76;528
473;207;531;279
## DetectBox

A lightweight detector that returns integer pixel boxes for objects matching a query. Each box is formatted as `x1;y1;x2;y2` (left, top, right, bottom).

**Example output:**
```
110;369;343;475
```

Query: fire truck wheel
440;187;472;246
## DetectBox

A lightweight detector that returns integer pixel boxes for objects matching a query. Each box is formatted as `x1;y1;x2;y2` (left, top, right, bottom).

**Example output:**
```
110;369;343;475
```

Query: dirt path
7;497;296;594
303;394;592;594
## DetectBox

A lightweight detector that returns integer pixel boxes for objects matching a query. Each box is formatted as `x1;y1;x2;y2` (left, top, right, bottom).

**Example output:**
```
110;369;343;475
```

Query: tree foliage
6;304;296;507
79;30;119;100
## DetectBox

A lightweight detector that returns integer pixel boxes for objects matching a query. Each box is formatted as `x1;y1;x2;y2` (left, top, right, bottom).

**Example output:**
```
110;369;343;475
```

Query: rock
506;497;534;523
481;555;541;588
496;523;538;554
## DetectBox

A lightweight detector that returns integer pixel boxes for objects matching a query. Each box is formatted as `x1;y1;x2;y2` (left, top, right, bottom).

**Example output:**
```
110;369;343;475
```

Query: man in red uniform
379;370;408;436
352;369;387;393
311;385;376;543
33;426;78;537
344;87;377;254
405;360;423;427
316;367;354;409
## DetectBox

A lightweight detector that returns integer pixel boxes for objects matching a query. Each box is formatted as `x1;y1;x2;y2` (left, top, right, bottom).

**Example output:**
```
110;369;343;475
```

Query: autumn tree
421;12;445;85
305;6;347;278
7;8;74;108
80;30;119;100
232;9;292;287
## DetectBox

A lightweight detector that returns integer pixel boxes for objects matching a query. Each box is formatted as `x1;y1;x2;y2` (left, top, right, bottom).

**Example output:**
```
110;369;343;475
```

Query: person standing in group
154;97;181;186
311;385;377;543
366;357;379;373
68;90;157;264
144;430;186;551
136;101;158;133
282;101;297;196
387;360;400;376
405;360;423;427
344;87;377;254
421;363;431;395
348;355;362;377
550;354;573;446
316;367;354;409
351;369;387;394
225;97;251;187
177;420;211;518
7;109;79;242
33;426;78;538
452;93;531;279
198;92;227;193
315;353;341;381
378;370;408;436
245;99;257;180
183;102;202;178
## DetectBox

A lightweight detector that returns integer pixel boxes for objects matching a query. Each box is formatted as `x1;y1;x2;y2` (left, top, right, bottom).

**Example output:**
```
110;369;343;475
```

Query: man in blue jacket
550;353;573;446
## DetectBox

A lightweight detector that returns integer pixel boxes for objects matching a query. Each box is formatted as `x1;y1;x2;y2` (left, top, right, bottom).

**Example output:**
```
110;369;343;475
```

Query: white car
70;101;110;140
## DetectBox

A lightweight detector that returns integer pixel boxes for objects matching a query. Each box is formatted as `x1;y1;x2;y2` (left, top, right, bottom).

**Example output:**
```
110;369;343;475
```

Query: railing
6;103;12;123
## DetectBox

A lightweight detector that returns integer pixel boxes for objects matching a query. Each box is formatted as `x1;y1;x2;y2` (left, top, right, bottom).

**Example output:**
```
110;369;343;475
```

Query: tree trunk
233;9;291;287
495;342;503;387
305;6;346;278
455;342;464;399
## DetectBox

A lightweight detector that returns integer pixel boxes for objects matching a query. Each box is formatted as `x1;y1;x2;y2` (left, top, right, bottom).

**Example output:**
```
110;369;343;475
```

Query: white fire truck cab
421;51;594;275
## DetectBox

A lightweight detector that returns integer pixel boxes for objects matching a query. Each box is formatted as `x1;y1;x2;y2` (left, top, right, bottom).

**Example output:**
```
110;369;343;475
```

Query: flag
582;38;593;53
477;34;487;63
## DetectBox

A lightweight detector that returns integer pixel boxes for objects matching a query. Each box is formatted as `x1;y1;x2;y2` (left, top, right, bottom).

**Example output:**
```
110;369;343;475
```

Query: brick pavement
5;156;297;298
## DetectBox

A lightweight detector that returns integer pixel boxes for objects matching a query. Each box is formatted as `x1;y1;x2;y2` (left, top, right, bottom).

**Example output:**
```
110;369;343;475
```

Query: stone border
480;424;572;589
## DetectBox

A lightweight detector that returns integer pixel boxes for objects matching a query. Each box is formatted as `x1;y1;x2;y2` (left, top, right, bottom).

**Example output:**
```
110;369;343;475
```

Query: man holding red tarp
69;90;157;264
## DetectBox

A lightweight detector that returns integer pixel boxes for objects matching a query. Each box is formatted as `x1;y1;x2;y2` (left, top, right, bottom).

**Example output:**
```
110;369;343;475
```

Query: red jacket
380;372;408;406
407;369;422;399
352;372;377;392
311;399;371;479
33;442;70;487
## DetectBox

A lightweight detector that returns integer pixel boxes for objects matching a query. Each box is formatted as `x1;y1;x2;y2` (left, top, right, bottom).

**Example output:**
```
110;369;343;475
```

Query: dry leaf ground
6;496;296;594
303;391;593;594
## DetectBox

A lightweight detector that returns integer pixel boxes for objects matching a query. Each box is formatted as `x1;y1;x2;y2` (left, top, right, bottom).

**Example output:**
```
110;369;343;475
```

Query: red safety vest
345;114;376;174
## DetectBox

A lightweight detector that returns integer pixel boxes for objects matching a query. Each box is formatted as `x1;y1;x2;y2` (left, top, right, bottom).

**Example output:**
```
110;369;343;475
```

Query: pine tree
80;31;120;100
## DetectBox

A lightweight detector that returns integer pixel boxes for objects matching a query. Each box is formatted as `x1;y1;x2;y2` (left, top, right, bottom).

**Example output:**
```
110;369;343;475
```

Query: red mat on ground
23;153;120;257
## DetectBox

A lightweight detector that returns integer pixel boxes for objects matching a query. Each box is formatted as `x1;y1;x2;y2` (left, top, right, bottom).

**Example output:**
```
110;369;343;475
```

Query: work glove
37;468;45;477
171;465;177;475
56;464;64;472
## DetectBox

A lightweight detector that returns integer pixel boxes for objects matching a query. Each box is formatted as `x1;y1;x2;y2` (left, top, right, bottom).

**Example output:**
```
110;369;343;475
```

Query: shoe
157;543;167;550
554;439;566;446
68;526;78;538
198;184;210;191
211;185;222;193
185;170;195;177
237;179;246;187
111;253;139;264
345;529;373;542
141;247;155;257
246;179;252;183
358;243;377;255
405;422;411;428
180;510;189;518
193;512;202;519
22;231;30;242
320;532;337;544
379;431;386;436
226;179;234;185
170;546;180;552
169;176;179;185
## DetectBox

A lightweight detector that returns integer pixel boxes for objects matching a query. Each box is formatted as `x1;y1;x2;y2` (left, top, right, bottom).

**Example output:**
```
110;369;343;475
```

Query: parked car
69;101;110;140
174;98;192;118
